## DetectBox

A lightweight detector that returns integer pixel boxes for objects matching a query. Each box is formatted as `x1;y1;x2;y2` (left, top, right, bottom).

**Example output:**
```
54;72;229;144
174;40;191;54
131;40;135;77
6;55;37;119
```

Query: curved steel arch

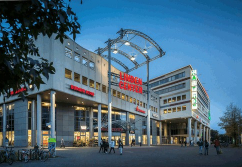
111;49;139;66
102;55;129;72
117;28;165;56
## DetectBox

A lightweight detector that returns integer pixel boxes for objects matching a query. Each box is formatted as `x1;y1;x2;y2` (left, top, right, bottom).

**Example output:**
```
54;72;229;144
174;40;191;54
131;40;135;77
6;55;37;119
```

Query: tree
0;0;80;98
210;129;219;142
218;103;242;145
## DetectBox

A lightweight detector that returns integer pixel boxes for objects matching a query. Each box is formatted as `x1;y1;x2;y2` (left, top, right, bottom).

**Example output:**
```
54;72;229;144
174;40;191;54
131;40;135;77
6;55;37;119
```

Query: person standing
184;140;187;147
214;139;220;155
131;138;135;147
60;138;65;148
204;140;209;155
118;138;123;155
5;137;9;147
109;140;115;154
99;138;104;153
197;139;203;155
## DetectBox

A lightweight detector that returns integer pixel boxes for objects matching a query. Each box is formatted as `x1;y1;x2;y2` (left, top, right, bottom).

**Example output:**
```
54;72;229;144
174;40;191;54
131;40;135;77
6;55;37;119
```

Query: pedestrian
109;140;115;154
99;138;104;153
103;140;109;153
60;138;65;148
214;139;220;155
5;137;9;147
118;138;123;155
204;140;209;155
184;140;187;147
131;138;135;147
197;139;203;155
181;140;183;147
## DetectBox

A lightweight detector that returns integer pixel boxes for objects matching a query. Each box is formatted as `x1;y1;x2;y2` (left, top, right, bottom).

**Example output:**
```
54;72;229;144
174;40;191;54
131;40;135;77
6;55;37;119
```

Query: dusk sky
67;0;242;133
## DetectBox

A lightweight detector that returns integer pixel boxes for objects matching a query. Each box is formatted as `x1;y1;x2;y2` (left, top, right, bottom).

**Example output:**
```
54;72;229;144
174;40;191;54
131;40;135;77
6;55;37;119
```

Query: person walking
131;138;135;147
5;137;9;147
99;138;104;153
118;138;123;155
197;139;203;155
60;138;65;148
184;140;187;147
214;139;221;155
204;140;209;155
109;140;115;154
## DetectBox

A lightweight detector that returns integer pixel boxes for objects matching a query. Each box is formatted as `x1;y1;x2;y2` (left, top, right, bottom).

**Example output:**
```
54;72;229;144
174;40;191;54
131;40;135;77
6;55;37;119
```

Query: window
143;103;146;108
74;52;81;62
82;76;88;86
151;106;154;111
155;83;185;95
89;79;94;88
65;47;72;58
102;85;106;93
140;101;143;107
182;95;186;100
168;108;171;113
177;96;181;101
122;93;125;100
65;68;72;79
113;89;117;97
89;61;95;70
172;97;176;102
164;109;167;114
126;95;129;101
182;105;186;111
117;91;121;99
177;106;181;112
74;72;80;82
137;100;139;105
156;108;157;112
172;108;176;112
82;57;88;66
133;98;136;104
168;98;171;103
96;82;100;90
129;97;133;103
164;99;167;104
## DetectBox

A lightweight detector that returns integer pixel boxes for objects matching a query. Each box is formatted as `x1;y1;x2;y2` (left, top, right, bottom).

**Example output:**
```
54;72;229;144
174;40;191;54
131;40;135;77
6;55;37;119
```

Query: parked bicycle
0;146;15;165
31;145;49;162
19;149;30;163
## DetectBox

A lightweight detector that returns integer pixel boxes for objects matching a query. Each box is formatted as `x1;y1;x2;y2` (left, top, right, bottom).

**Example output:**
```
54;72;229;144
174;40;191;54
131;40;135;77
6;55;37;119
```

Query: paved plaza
1;145;242;167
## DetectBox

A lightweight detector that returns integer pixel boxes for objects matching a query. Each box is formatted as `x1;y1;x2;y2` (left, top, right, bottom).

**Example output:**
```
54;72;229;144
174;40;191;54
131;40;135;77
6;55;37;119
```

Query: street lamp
142;48;148;54
113;48;118;54
130;56;135;61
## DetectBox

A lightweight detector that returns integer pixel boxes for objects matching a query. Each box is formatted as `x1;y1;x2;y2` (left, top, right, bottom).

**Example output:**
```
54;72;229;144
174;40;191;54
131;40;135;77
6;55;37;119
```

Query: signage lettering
136;106;145;114
101;128;124;132
10;87;27;96
191;70;197;110
70;85;94;97
119;72;143;94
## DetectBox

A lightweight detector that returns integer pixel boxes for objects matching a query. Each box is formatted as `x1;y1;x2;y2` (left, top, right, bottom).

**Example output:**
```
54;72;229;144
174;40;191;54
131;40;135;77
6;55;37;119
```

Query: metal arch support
111;49;139;66
102;55;129;72
118;39;150;60
117;28;165;56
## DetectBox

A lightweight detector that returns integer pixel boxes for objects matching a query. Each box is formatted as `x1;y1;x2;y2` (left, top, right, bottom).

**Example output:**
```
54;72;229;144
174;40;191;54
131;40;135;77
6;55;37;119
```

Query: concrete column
199;123;202;140
50;91;56;138
188;118;191;143
147;61;150;147
37;94;42;146
208;128;211;144
164;123;167;137
31;100;36;146
206;127;208;141
2;103;6;146
194;121;197;144
89;107;93;139
98;104;101;147
126;112;129;146
203;126;205;142
159;122;162;144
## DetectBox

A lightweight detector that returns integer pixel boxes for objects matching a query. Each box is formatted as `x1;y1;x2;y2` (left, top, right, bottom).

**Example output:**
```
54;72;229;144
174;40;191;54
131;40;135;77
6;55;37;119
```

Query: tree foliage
210;129;219;142
218;103;242;145
0;0;80;98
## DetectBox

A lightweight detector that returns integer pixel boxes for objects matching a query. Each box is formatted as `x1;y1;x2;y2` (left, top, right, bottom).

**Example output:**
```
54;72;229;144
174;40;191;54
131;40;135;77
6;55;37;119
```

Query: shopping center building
0;35;210;147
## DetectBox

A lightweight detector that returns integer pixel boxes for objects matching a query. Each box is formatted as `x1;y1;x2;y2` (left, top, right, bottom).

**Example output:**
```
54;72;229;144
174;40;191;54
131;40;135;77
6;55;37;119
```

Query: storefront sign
136;106;145;114
10;87;27;96
101;128;124;132
191;70;197;110
152;113;158;118
119;72;143;94
70;85;94;97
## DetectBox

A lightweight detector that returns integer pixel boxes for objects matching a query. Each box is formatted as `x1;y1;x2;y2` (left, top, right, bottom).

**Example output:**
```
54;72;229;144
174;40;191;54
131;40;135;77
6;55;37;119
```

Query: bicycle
38;145;49;162
19;149;30;163
0;146;15;165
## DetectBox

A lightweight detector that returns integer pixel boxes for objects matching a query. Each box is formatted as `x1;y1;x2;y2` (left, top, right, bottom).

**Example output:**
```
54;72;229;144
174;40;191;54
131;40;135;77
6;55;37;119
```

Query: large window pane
102;85;106;93
74;52;80;62
96;82;100;90
65;68;72;79
82;76;88;86
82;57;88;66
89;79;94;88
74;72;80;82
65;47;72;58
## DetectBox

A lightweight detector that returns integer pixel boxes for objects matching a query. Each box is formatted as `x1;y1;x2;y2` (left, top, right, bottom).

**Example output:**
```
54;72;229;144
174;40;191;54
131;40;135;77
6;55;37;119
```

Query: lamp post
147;60;150;146
107;39;112;144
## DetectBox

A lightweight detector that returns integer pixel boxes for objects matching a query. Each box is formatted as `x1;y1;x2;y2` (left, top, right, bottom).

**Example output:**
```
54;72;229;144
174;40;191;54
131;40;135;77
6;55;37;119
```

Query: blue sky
67;0;242;133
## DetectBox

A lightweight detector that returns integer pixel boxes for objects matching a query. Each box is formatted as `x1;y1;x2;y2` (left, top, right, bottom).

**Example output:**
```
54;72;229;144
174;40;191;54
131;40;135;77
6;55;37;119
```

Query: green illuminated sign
208;110;211;120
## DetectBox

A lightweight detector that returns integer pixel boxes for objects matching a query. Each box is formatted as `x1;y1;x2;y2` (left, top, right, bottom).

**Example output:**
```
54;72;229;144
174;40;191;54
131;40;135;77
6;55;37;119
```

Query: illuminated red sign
10;87;27;96
136;106;145;114
119;72;143;94
101;128;124;132
70;85;94;97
